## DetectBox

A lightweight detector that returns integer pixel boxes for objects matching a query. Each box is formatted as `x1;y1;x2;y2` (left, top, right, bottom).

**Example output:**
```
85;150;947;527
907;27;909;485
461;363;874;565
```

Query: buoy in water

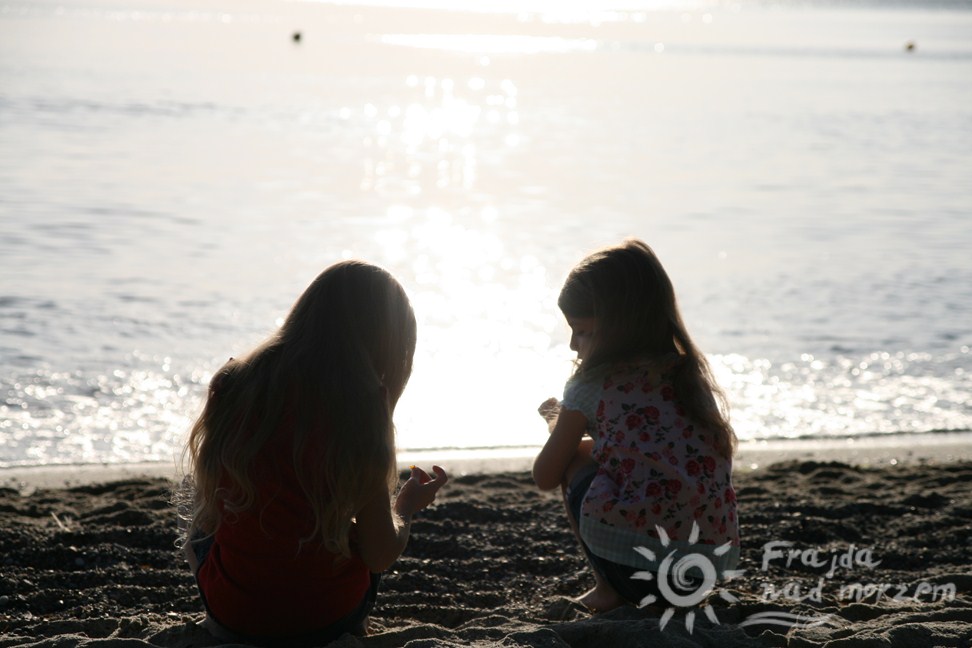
292;31;302;43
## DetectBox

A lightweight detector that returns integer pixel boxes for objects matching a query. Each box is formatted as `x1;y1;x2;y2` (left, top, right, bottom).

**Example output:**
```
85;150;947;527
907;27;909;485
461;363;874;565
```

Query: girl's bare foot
577;584;625;613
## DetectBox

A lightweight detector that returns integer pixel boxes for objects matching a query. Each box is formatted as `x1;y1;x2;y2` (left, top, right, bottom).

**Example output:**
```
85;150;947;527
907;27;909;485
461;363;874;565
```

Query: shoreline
1;430;970;492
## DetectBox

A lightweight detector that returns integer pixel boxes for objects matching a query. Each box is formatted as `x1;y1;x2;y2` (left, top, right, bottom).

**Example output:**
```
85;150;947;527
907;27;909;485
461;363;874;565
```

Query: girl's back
570;358;738;572
195;423;371;637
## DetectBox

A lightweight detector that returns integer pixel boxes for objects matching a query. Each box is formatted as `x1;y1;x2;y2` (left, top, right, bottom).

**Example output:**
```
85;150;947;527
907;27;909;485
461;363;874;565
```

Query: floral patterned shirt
562;358;740;573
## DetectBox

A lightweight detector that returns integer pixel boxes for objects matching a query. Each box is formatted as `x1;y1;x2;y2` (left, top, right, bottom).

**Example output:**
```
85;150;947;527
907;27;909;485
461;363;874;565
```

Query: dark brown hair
185;261;417;555
559;239;736;458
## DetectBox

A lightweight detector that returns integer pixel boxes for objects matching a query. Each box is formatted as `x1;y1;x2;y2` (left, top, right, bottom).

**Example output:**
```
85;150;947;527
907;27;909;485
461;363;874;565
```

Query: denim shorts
190;533;379;647
566;465;700;607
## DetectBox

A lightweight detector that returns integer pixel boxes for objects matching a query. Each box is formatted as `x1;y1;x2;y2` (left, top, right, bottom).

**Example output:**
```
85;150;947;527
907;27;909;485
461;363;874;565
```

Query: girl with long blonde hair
183;260;446;645
533;239;738;613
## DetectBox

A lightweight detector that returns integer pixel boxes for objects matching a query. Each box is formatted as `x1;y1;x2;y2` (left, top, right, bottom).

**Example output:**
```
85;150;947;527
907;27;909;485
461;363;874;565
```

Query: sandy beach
1;448;971;647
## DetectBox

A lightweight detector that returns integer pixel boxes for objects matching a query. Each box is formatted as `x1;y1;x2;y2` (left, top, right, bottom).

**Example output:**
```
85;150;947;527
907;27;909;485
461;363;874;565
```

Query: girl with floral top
533;239;739;613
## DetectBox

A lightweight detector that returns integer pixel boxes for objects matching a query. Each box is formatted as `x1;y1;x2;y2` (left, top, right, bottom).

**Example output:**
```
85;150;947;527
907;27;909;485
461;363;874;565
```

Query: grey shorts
566;465;700;607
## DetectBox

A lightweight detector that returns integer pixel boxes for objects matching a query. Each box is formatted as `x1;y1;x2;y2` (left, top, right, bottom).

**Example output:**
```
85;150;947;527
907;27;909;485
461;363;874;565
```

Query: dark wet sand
1;460;971;647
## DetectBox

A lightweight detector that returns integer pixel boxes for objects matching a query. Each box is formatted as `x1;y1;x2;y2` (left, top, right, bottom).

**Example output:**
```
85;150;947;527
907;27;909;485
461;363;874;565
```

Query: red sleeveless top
196;433;370;637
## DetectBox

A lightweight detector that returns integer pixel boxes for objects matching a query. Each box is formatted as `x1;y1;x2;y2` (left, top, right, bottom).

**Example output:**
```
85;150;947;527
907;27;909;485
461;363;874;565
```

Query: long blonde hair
185;261;416;556
558;239;737;459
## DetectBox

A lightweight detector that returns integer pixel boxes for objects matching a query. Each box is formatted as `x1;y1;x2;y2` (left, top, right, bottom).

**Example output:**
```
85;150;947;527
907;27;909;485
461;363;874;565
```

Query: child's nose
569;334;579;351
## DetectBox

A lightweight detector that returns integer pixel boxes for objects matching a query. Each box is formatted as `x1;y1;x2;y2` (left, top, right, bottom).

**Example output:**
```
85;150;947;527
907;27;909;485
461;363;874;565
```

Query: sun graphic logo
631;521;744;633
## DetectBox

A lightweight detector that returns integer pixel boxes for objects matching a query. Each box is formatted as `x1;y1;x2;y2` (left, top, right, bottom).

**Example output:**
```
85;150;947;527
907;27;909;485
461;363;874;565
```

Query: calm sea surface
1;0;971;467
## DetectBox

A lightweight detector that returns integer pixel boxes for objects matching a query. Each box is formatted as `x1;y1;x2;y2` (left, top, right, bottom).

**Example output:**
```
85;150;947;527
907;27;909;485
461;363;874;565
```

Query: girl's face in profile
566;316;597;361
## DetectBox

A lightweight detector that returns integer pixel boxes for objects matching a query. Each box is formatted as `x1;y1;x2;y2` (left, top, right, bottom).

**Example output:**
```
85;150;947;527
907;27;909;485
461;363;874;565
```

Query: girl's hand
356;465;448;572
395;465;448;518
538;397;561;423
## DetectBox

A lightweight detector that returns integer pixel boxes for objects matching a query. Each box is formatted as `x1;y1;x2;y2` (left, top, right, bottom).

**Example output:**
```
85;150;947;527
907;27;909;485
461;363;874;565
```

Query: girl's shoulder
563;370;603;410
571;353;681;390
603;353;680;382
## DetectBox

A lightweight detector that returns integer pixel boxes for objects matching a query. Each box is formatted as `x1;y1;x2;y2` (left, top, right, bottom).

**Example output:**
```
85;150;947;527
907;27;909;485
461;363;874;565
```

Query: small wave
7;97;240;122
0;296;57;310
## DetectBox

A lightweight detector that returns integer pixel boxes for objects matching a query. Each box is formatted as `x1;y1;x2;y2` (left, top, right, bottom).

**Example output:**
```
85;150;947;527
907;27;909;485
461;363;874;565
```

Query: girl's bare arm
354;465;447;572
532;408;587;491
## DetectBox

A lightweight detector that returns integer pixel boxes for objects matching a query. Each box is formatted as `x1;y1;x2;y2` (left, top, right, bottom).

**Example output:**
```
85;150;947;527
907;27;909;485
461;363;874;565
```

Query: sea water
1;0;970;468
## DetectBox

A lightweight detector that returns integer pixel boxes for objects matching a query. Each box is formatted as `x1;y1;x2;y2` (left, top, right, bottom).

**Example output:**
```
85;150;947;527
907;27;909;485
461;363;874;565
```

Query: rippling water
1;0;971;467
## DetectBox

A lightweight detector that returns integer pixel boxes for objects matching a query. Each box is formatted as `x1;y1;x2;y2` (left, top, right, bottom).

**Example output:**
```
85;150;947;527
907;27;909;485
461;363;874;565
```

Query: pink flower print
666;479;682;494
660;385;675;401
626;414;642;430
596;401;605;419
668;455;679;466
697;482;705;495
702;456;716;473
620;382;635;393
694;505;706;519
686;460;700;476
682;426;694;439
639;431;651;443
645;482;662;497
728;509;735;522
643;406;660;421
603;501;615;513
714;497;723;510
621;458;636;475
725;487;736;504
651;503;662;515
